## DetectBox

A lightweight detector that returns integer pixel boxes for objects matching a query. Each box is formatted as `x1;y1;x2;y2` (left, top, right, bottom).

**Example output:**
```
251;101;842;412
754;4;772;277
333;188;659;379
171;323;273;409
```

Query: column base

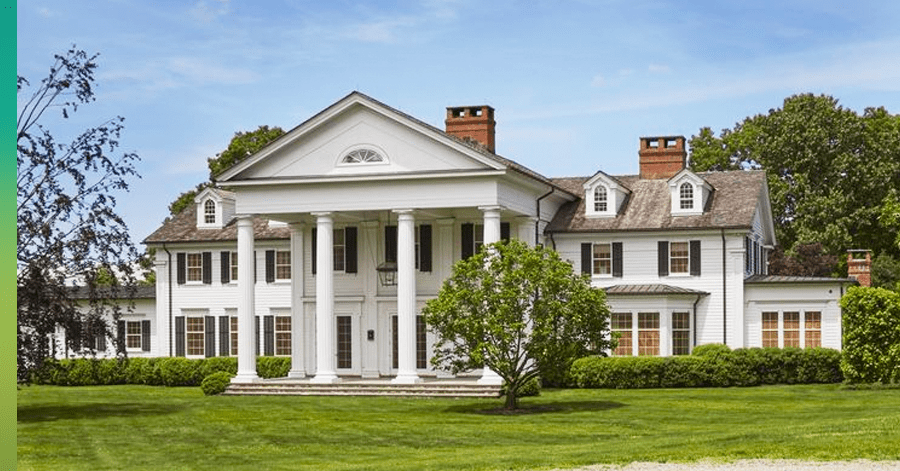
310;372;341;384
287;370;306;379
391;372;422;384
231;373;260;384
477;369;503;386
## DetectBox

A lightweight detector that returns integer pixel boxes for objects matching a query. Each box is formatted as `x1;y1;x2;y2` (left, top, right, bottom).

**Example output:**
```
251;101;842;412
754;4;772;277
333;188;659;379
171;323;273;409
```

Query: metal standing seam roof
744;275;857;284
602;284;709;296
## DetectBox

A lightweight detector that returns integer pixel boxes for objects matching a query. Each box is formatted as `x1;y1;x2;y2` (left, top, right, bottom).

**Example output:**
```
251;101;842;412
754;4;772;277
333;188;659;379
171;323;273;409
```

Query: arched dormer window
594;186;608;212
204;199;216;224
679;182;694;210
341;148;384;164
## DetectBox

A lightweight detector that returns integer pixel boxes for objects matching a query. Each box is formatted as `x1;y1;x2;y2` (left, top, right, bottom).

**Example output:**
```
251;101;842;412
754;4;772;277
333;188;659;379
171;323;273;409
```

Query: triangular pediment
217;93;506;183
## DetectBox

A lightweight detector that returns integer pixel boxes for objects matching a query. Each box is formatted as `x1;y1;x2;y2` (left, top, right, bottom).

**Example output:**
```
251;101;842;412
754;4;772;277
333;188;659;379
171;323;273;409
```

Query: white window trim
275;249;291;282
230;251;239;284
335;145;390;167
669;241;691;276
184;316;206;358
186;252;204;285
124;321;144;352
592;242;613;278
760;309;822;349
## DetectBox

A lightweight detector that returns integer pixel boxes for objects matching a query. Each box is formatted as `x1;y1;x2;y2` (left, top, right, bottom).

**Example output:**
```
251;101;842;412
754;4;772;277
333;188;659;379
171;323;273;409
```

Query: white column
311;212;339;383
288;222;306;378
477;206;504;386
392;210;421;384
233;215;258;383
361;220;380;378
517;216;538;247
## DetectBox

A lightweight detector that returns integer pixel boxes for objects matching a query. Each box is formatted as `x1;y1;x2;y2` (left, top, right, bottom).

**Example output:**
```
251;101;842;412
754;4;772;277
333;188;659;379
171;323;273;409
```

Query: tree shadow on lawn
18;402;186;423
444;400;626;416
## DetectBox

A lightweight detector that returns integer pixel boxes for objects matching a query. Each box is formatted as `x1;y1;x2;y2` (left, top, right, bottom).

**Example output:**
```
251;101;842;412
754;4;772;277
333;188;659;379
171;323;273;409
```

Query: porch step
222;381;502;398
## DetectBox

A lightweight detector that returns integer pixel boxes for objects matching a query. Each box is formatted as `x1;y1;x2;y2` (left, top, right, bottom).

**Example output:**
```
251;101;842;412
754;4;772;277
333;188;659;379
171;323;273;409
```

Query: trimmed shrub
691;343;731;359
201;372;234;396
199;357;238;378
503;377;542;398
840;286;900;384
570;347;844;389
257;356;291;378
158;358;203;386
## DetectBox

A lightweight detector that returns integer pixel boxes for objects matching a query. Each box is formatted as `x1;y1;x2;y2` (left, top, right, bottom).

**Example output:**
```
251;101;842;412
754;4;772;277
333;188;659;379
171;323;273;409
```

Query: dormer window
342;148;384;164
594;187;608;212
679;183;694;210
204;199;216;224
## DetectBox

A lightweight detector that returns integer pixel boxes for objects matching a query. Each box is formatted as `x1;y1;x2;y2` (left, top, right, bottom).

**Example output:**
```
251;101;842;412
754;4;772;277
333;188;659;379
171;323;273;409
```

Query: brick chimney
639;136;687;179
445;105;495;153
847;250;872;287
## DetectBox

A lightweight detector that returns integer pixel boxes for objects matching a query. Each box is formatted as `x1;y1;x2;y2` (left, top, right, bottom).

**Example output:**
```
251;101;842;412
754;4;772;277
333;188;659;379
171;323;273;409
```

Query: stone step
222;382;502;397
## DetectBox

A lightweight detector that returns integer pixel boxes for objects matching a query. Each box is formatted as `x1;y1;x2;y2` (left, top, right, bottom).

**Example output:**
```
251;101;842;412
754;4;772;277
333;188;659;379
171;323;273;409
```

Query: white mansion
73;92;857;384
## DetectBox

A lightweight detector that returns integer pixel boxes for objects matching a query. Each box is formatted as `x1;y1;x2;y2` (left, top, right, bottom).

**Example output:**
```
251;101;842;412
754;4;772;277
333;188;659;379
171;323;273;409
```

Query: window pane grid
230;251;238;281
230;317;238;356
337;316;352;369
593;243;611;275
762;312;779;347
670;242;689;274
594;187;608;212
680;183;693;209
187;253;203;282
611;313;632;356
186;317;204;356
275;316;291;356
416;316;427;369
204;200;215;224
333;229;345;272
126;321;142;349
638;312;659;356
805;311;821;348
783;312;800;347
672;312;690;355
276;251;291;280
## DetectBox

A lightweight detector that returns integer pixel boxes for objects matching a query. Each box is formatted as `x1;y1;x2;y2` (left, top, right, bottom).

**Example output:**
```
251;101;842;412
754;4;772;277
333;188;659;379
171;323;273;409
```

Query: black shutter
176;253;186;285
658;241;669;277
219;315;230;356
202;252;212;284
205;316;216;357
220;251;230;284
690;240;701;276
385;225;398;263
265;250;275;283
255;316;260;355
254;251;257;282
264;315;274;356
419;224;432;272
141;320;151;352
311;228;317;275
581;243;592;275
117;319;126;343
612;242;623;278
461;223;474;259
345;227;358;274
175;316;185;357
500;222;511;242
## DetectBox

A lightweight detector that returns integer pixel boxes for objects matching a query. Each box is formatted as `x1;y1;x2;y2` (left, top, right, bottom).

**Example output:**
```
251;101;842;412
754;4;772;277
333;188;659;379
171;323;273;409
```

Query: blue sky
17;0;900;248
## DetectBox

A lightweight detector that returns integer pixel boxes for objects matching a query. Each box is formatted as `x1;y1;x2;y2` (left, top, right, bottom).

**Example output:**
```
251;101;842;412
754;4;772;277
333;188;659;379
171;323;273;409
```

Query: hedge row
569;346;843;389
30;356;291;387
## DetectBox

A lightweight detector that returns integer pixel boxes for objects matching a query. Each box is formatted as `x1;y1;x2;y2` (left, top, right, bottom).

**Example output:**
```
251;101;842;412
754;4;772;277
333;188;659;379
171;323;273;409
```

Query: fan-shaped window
204;199;216;224
342;148;384;164
679;183;693;210
594;186;608;212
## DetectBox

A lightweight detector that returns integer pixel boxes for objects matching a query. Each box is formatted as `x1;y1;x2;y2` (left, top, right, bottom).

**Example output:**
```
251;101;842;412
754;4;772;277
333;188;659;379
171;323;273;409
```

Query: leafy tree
689;94;900;266
871;253;900;292
840;286;900;384
166;125;285;216
767;243;837;277
208;125;285;179
422;240;612;409
17;47;140;381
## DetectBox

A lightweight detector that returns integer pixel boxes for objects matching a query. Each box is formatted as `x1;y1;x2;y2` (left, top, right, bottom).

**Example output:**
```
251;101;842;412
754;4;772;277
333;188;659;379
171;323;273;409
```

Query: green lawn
17;384;900;471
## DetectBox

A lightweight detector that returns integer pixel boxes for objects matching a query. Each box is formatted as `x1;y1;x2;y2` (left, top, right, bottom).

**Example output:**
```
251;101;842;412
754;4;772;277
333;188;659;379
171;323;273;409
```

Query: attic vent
342;148;384;164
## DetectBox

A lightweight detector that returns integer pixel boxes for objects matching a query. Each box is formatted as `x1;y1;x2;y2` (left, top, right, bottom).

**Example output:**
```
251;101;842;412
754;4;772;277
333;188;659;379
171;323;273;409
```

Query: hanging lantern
376;261;397;286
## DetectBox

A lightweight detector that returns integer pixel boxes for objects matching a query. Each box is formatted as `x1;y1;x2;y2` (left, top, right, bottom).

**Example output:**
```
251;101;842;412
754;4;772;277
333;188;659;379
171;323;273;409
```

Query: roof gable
216;92;508;183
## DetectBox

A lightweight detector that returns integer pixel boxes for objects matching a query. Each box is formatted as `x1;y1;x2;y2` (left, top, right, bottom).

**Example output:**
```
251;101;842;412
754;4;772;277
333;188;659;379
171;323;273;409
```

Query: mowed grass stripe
17;384;900;471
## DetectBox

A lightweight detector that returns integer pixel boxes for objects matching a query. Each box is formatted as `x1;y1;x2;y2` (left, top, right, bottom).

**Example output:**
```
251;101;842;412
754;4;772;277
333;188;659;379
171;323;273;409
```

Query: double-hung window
275;250;291;280
761;310;822;348
672;312;691;355
611;313;632;356
186;317;205;356
658;241;700;277
593;243;612;275
679;183;694;210
594;186;608;212
275;316;291;356
670;242;689;274
187;253;203;282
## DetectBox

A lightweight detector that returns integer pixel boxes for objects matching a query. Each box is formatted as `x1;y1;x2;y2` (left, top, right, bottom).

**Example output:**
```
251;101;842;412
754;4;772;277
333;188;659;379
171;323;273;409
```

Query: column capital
235;214;255;226
392;208;415;215
477;205;503;214
311;211;333;219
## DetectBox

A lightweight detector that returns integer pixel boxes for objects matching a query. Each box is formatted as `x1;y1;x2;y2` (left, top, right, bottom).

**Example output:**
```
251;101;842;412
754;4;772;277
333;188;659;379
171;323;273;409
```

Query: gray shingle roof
143;203;289;244
547;170;767;233
603;284;709;296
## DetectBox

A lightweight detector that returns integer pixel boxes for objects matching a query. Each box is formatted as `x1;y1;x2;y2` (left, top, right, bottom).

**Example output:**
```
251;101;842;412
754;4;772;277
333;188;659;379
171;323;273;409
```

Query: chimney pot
445;105;496;153
639;135;687;179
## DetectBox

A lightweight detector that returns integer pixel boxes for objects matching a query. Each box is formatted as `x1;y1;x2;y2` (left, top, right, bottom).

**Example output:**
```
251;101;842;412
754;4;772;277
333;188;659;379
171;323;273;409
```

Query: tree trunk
504;389;519;410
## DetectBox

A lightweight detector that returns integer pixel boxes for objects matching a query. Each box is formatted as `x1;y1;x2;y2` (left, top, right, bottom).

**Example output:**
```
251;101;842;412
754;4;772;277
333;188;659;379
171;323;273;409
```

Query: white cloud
590;74;606;87
648;64;671;74
190;0;230;24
